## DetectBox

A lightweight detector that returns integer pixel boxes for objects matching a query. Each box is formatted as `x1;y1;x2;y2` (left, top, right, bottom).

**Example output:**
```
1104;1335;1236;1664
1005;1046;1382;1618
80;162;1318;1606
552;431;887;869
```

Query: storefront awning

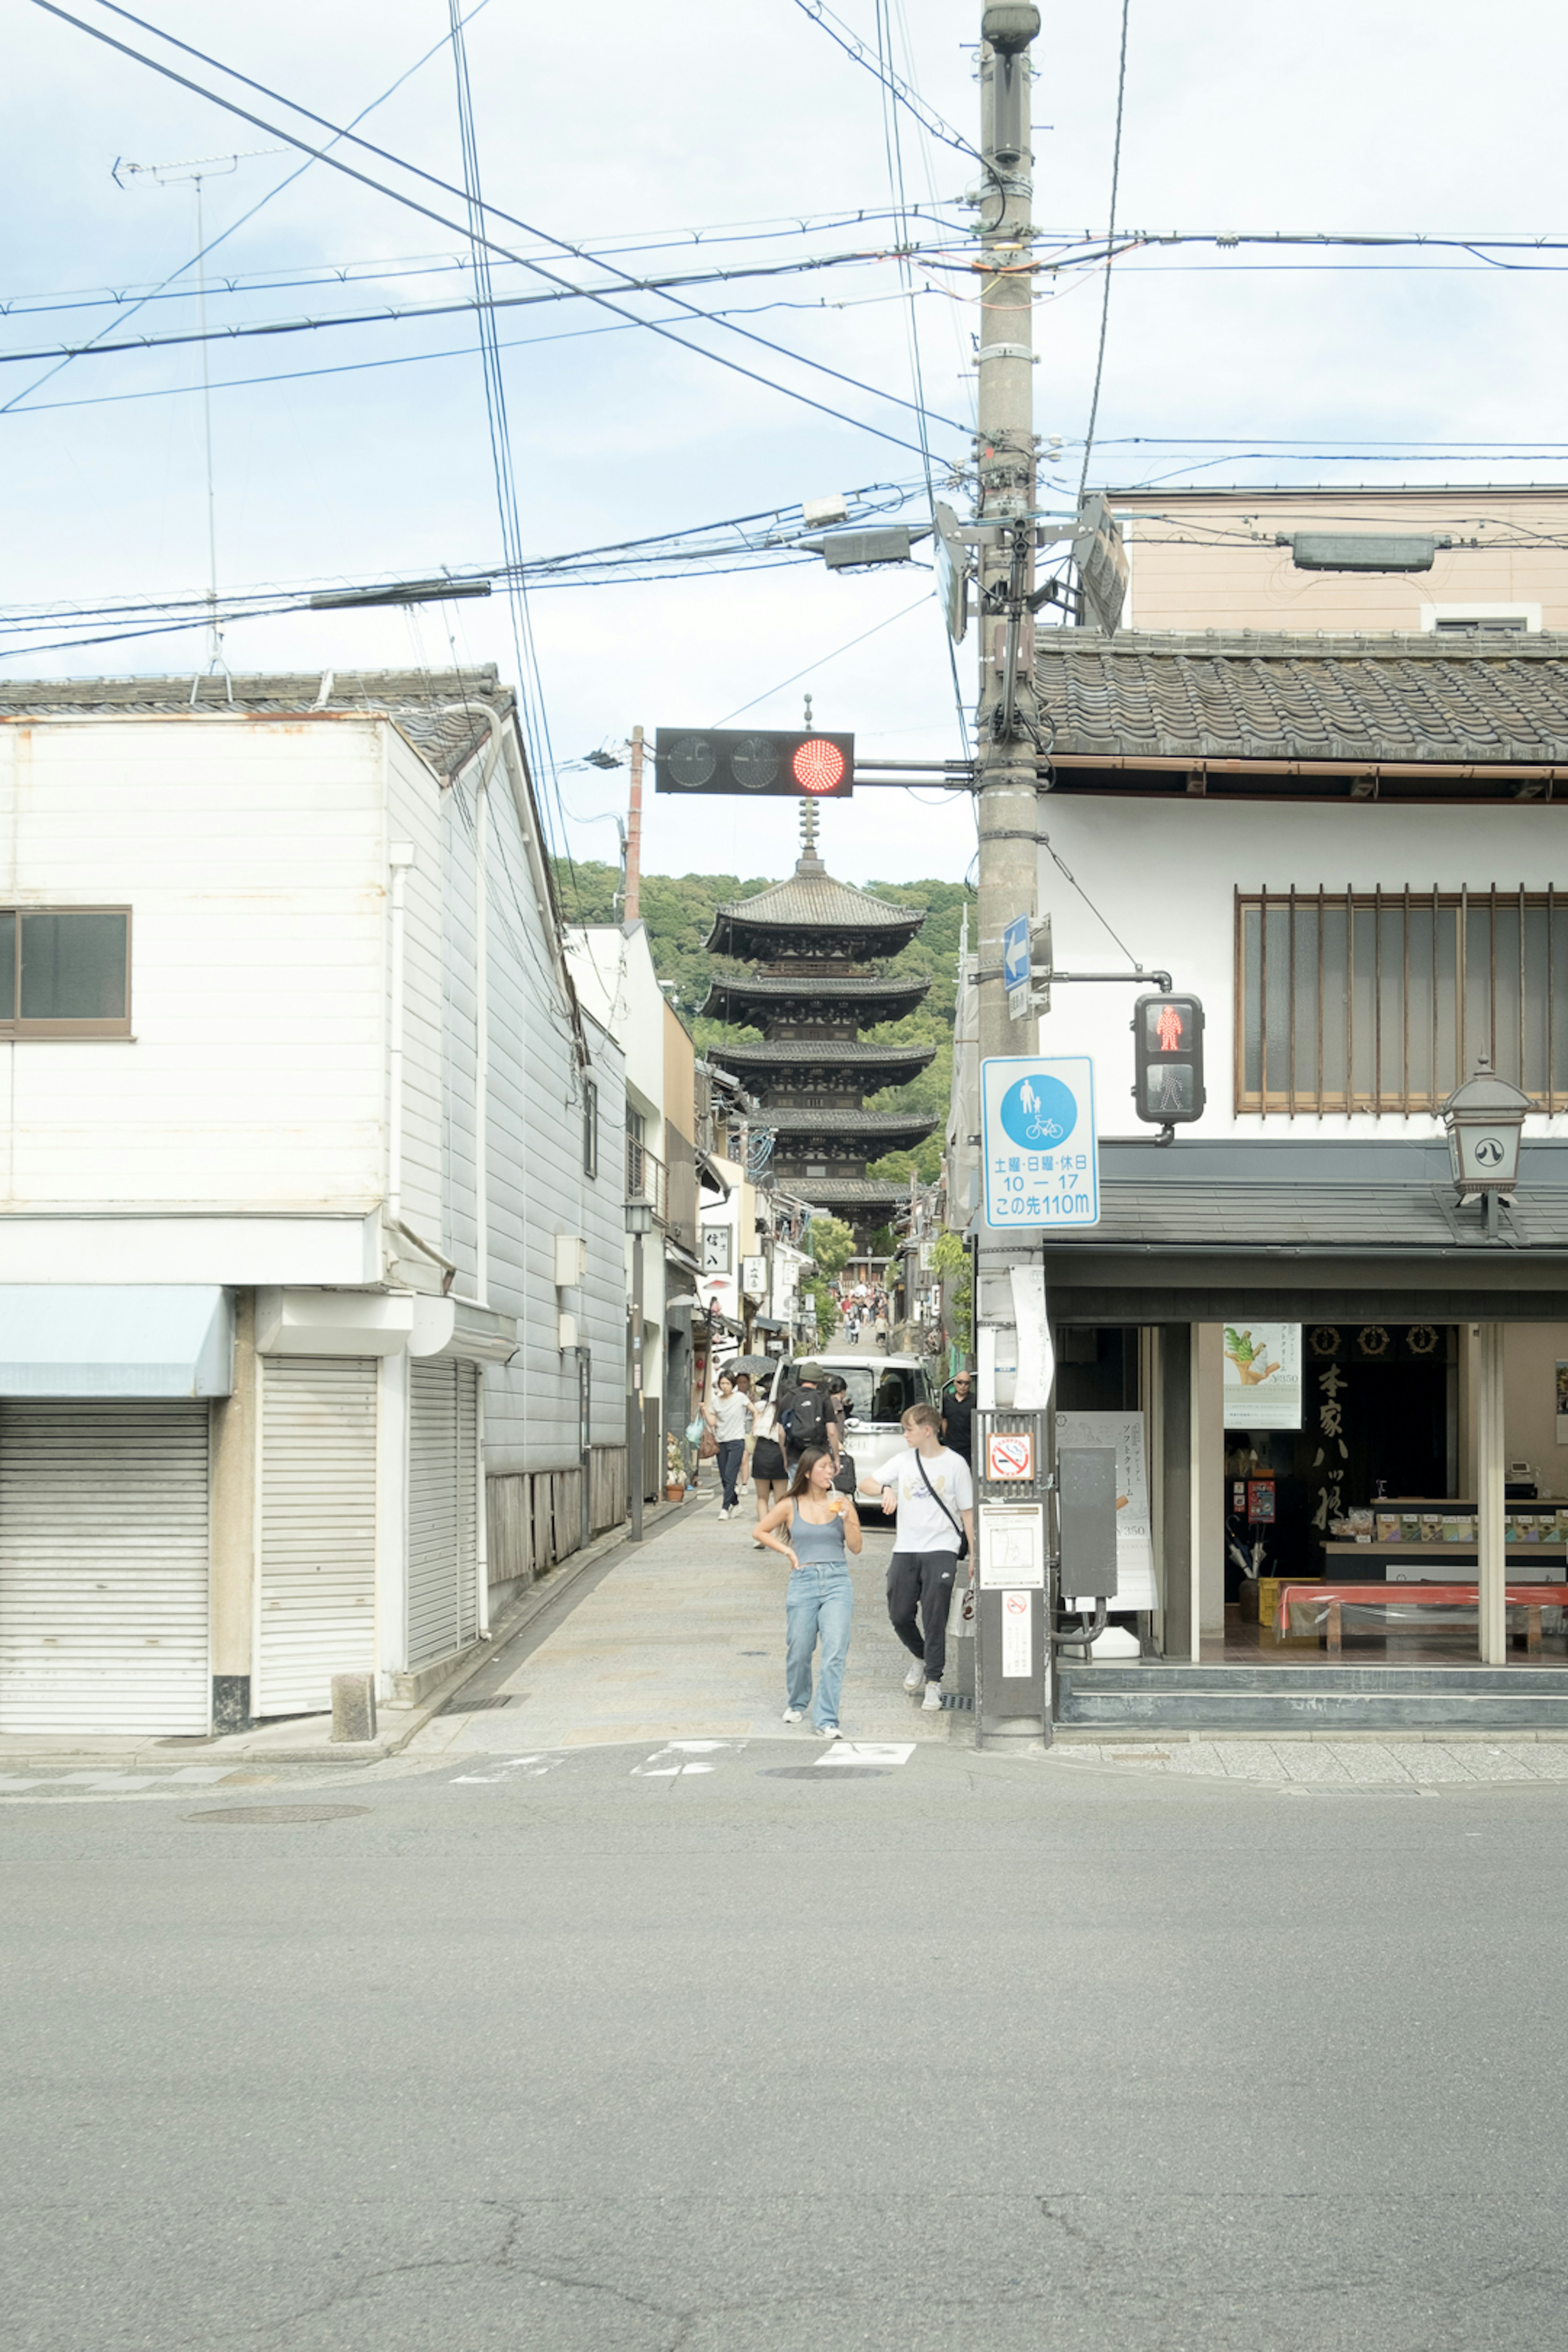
0;1285;233;1398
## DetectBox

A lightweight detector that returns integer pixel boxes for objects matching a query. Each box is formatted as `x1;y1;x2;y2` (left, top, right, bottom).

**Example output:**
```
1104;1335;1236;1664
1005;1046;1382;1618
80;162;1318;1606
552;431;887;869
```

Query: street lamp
625;1201;655;1540
1441;1058;1532;1237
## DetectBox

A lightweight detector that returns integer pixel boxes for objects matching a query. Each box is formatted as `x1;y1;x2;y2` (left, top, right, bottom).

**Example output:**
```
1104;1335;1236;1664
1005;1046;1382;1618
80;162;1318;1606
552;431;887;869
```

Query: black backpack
782;1386;829;1452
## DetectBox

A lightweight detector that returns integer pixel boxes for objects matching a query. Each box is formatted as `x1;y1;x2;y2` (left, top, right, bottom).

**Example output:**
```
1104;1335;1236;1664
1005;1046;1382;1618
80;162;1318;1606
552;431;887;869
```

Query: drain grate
443;1693;515;1713
760;1766;891;1781
940;1692;974;1712
186;1804;369;1824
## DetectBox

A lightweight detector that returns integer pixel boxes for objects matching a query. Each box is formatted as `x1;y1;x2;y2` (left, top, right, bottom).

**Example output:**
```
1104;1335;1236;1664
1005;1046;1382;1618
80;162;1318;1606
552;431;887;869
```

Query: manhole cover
186;1804;369;1824
760;1767;890;1781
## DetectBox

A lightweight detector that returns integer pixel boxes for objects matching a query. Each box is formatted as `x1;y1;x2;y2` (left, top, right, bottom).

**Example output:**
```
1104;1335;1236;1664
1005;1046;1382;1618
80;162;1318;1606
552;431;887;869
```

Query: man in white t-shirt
860;1402;975;1712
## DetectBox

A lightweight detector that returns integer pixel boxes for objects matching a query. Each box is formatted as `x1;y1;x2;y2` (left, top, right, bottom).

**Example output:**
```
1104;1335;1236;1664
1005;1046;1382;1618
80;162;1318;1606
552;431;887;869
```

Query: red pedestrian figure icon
1156;1004;1184;1051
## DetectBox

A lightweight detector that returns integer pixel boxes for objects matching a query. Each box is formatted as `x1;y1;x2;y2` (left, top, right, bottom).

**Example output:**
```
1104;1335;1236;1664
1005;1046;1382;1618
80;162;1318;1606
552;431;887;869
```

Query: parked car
779;1355;934;1522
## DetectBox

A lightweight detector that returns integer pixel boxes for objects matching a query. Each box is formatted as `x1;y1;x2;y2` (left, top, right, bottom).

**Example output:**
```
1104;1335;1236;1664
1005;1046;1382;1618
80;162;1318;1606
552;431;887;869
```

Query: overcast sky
3;0;1566;884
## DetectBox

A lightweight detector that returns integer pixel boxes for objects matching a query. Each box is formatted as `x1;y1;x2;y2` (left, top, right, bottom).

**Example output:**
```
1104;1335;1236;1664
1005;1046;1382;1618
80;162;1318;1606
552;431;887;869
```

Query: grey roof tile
1035;633;1568;766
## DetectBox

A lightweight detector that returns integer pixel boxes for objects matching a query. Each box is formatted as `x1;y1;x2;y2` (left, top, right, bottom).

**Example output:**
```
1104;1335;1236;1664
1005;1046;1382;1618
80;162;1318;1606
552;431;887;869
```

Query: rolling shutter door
0;1402;210;1735
257;1356;377;1717
408;1359;479;1671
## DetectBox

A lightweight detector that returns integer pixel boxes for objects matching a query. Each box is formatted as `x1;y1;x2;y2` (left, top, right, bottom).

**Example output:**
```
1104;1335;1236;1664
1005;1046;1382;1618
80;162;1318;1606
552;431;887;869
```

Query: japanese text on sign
980;1056;1099;1231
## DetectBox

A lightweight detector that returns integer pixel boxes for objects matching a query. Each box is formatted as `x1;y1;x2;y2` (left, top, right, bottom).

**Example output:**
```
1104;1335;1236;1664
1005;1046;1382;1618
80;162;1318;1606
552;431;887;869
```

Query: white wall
0;712;393;1210
1034;797;1568;1142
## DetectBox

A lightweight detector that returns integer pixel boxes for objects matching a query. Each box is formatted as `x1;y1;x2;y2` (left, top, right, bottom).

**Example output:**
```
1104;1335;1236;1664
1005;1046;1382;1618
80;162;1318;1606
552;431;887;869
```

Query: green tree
805;1213;855;1278
933;1229;972;1354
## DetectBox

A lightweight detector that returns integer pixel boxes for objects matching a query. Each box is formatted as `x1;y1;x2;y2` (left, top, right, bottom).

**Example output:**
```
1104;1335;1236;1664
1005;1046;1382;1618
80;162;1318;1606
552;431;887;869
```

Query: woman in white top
702;1372;752;1518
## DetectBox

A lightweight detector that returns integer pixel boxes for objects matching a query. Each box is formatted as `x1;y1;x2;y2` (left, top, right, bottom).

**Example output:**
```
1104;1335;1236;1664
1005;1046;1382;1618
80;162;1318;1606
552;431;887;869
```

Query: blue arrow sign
1002;913;1031;993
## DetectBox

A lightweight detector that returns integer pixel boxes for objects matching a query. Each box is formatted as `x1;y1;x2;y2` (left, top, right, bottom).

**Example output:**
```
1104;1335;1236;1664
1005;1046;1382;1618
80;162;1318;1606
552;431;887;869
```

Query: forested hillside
552;860;969;1180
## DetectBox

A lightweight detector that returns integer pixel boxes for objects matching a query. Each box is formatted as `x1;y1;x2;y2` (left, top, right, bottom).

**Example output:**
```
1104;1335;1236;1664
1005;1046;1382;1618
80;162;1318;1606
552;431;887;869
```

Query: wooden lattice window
1236;886;1568;1114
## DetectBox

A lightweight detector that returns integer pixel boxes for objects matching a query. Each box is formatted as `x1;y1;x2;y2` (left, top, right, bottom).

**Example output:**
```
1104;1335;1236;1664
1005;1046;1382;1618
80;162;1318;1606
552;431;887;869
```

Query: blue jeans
785;1564;855;1730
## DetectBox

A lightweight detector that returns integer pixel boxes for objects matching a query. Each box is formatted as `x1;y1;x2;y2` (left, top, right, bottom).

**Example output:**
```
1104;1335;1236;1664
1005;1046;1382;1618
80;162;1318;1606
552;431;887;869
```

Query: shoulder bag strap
914;1451;965;1547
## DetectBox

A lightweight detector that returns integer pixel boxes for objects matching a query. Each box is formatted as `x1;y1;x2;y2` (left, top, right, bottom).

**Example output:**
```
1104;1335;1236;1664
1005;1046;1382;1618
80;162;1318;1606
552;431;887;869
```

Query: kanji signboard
980;1055;1099;1230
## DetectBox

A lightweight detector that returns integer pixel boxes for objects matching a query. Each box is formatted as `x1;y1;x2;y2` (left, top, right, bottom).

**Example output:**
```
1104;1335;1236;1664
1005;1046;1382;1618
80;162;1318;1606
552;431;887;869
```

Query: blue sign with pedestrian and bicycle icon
980;1055;1098;1230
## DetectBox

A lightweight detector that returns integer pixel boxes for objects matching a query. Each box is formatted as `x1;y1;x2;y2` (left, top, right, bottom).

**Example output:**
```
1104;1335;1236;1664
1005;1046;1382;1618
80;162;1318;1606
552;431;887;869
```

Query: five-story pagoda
701;807;936;1242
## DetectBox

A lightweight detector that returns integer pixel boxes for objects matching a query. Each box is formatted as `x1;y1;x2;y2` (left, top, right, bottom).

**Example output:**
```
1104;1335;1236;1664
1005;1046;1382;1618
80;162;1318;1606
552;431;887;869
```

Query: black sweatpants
886;1549;961;1684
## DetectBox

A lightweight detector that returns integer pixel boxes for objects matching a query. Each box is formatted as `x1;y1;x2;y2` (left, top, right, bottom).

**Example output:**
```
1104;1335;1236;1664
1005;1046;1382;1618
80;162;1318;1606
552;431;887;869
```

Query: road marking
451;1754;565;1784
816;1742;915;1768
632;1740;739;1778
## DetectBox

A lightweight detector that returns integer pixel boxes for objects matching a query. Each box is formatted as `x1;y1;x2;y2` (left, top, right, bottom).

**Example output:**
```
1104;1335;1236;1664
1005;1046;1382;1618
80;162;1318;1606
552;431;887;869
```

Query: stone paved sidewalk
1054;1738;1568;1786
410;1494;962;1757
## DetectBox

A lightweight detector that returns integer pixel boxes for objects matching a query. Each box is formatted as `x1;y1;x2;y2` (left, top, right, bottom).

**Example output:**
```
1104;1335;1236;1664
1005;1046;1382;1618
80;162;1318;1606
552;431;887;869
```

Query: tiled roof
0;667;511;782
705;971;927;1001
769;1107;938;1138
1034;632;1568;766
710;850;926;938
719;1040;935;1073
784;1177;909;1207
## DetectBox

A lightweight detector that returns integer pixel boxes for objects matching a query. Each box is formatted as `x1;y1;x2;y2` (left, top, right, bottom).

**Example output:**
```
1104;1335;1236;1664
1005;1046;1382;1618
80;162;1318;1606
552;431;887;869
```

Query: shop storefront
1039;1138;1568;1729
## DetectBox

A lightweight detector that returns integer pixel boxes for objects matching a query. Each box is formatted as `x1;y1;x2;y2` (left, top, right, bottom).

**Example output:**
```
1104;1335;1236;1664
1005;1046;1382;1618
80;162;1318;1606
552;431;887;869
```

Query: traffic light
655;728;854;798
1132;993;1205;1125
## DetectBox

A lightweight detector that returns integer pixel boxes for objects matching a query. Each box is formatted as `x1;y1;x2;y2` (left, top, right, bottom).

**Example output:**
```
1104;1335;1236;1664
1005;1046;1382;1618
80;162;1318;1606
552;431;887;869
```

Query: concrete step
1057;1662;1568;1731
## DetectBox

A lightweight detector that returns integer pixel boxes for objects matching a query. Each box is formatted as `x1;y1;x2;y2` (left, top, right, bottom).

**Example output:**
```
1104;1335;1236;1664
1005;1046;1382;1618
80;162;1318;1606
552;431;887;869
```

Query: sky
3;0;1567;886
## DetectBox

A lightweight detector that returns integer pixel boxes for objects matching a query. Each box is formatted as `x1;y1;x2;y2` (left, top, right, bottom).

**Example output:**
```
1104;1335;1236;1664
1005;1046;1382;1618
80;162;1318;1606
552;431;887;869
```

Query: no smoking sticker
986;1430;1033;1482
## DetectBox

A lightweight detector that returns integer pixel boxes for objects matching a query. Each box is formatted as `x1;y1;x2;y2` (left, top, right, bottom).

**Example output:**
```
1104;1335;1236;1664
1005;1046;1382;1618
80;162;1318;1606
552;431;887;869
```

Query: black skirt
751;1437;786;1482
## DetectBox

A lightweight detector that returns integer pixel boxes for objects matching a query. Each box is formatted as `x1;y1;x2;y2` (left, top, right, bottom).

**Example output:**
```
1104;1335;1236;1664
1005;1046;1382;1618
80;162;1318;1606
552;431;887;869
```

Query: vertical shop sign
1222;1322;1303;1429
1310;1363;1350;1532
1056;1410;1154;1609
1557;1360;1568;1447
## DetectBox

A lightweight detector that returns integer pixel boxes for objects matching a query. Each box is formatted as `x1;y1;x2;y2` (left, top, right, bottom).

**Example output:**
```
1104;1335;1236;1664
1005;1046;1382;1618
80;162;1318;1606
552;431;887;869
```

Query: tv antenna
113;149;283;697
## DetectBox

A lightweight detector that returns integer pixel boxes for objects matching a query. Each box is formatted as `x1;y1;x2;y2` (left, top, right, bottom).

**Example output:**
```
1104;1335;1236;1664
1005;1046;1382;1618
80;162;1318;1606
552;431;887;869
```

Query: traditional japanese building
701;813;937;1243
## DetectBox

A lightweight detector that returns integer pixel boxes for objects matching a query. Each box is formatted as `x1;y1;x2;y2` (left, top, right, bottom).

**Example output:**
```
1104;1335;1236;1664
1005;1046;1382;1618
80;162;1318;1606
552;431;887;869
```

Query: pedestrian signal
655;727;854;798
1132;993;1205;1125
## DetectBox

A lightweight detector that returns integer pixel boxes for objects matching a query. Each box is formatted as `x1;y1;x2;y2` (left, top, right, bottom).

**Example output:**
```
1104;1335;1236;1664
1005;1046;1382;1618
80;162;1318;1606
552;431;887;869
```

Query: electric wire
24;0;967;461
786;0;982;162
710;594;932;727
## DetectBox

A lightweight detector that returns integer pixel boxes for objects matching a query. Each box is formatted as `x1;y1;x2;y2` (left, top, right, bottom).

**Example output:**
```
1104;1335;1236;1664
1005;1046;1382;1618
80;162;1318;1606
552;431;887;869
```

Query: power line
787;0;982;162
26;0;967;461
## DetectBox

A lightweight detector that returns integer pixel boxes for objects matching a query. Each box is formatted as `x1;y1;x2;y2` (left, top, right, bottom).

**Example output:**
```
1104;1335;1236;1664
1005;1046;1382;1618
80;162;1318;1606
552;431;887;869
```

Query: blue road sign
1002;914;1031;993
980;1055;1099;1230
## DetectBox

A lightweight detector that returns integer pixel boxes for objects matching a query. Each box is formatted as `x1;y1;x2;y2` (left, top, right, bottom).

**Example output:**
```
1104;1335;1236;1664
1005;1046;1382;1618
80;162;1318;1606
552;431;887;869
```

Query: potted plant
664;1431;688;1504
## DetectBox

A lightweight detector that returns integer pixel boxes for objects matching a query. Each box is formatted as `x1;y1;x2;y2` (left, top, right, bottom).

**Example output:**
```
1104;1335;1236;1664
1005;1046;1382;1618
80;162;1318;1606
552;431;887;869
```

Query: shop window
1236;887;1568;1114
0;907;131;1038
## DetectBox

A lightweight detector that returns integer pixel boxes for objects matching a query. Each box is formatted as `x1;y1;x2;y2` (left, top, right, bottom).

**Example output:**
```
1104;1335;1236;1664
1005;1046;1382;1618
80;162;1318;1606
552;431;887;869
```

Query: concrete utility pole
974;2;1041;1066
625;725;644;922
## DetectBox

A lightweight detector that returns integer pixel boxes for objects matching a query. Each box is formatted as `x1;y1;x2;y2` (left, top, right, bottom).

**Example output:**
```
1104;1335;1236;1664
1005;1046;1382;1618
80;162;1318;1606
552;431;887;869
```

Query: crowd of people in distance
831;1280;891;1351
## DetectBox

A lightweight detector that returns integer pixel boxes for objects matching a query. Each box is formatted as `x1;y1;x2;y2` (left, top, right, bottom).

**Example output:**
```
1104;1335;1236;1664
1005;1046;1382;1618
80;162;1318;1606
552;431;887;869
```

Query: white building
0;668;626;1737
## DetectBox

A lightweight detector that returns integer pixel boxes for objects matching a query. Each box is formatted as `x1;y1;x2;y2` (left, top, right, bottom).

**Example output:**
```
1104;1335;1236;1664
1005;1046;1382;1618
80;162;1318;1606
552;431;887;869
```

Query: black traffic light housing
655;727;853;799
1132;993;1205;1138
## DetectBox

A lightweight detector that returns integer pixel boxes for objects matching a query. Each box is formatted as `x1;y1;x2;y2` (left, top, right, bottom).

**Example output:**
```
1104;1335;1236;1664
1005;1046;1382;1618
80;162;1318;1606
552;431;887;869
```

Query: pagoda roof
700;969;930;1022
785;1176;910;1209
706;848;927;957
720;1039;935;1084
768;1106;938;1146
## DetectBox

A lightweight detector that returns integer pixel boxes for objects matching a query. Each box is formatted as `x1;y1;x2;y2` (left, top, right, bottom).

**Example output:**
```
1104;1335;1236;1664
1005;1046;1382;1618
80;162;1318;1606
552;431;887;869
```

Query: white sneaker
903;1661;925;1693
922;1682;944;1712
782;1706;804;1724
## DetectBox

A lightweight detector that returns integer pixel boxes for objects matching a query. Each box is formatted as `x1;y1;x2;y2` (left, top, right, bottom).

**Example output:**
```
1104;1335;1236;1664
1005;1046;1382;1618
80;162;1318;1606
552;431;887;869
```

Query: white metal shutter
408;1360;479;1670
0;1402;210;1735
257;1356;377;1717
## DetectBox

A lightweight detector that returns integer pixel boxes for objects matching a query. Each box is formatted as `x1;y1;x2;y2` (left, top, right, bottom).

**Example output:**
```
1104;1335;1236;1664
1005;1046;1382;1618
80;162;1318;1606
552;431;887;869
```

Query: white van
781;1355;936;1516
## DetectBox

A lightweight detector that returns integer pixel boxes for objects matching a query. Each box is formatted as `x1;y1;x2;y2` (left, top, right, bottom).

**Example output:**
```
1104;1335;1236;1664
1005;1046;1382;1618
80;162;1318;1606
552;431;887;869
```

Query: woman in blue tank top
757;1446;862;1739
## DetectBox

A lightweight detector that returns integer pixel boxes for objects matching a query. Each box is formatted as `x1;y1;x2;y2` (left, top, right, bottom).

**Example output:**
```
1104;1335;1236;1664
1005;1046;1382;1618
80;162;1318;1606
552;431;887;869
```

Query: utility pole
973;2;1041;1067
625;724;644;922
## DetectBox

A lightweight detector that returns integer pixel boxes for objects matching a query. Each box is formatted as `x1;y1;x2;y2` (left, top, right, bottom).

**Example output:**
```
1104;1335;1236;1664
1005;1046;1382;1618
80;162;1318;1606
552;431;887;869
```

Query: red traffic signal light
1132;993;1205;1126
655;728;854;798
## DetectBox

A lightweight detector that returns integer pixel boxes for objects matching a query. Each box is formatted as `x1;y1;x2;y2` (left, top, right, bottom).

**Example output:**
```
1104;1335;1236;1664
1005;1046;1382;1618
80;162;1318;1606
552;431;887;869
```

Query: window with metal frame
1236;886;1568;1115
0;908;131;1038
582;1078;599;1178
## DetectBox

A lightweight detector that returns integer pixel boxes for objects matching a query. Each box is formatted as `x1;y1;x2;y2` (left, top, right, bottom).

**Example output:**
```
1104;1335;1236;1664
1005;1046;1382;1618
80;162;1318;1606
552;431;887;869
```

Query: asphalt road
4;1735;1564;2351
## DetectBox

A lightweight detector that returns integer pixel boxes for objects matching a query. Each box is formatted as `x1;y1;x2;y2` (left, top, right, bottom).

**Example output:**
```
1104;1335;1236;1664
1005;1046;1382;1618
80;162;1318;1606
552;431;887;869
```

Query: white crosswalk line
815;1742;916;1768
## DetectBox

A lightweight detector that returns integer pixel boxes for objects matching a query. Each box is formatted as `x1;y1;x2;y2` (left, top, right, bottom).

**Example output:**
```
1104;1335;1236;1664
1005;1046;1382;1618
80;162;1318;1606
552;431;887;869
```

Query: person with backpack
779;1361;842;1477
861;1401;975;1712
